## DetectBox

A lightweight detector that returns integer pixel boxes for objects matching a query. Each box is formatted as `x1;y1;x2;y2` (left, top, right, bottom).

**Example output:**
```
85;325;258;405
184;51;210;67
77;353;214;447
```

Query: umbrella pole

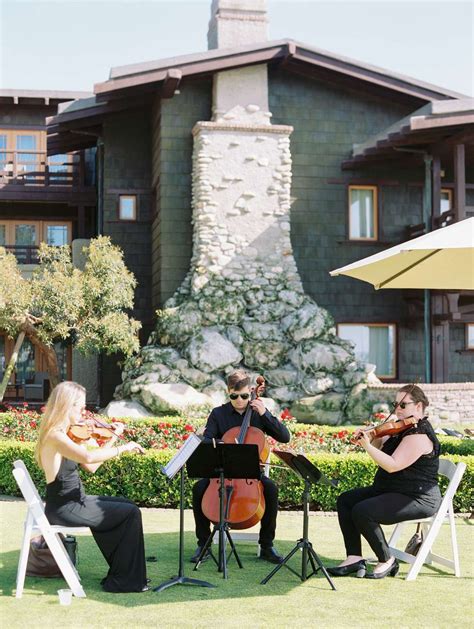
424;289;431;383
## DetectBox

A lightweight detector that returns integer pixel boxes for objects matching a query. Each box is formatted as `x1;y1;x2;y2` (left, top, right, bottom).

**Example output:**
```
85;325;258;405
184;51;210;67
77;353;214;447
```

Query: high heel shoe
326;559;366;578
365;559;399;579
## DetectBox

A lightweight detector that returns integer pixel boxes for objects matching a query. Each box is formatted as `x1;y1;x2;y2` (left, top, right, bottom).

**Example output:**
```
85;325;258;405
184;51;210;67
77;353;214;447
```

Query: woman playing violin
35;381;149;592
328;384;441;579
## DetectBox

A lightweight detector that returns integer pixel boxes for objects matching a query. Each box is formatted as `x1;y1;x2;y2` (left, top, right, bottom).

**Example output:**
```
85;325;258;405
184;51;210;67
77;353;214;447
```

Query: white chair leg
41;528;86;597
388;521;406;549
16;510;34;599
448;507;461;577
406;514;445;581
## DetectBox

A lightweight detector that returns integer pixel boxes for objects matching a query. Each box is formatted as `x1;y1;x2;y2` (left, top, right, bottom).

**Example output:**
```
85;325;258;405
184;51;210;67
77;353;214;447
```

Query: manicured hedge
1;440;472;513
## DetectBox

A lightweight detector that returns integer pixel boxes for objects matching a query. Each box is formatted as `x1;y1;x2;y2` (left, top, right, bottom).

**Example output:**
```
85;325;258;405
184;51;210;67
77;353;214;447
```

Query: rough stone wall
366;382;474;426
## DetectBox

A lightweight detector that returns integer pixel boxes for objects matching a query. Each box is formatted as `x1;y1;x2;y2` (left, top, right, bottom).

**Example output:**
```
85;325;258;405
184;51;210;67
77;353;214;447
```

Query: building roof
97;39;466;102
47;39;469;155
343;98;474;168
0;89;93;106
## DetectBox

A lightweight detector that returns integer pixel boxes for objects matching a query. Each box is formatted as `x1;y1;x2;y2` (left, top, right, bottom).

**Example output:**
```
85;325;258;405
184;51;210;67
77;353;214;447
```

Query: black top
45;457;85;506
373;417;441;499
203;402;291;444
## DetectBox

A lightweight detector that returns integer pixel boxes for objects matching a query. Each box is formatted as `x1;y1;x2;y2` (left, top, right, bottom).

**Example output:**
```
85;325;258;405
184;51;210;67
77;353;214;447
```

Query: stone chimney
116;0;362;425
208;0;268;50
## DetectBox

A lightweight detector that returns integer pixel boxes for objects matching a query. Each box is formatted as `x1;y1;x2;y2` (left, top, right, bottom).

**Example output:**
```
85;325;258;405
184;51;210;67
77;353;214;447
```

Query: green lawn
1;499;473;629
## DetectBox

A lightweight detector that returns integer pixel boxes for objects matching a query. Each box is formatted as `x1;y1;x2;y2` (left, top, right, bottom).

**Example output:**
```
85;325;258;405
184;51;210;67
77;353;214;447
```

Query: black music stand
187;442;261;580
153;433;215;593
260;450;337;590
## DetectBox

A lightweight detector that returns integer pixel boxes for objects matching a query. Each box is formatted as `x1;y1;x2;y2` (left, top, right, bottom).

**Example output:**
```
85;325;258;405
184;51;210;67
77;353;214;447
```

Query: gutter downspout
394;147;433;383
423;155;432;384
96;137;104;406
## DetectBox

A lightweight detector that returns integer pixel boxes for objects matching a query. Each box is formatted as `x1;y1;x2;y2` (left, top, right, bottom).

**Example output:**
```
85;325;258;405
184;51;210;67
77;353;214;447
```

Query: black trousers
336;486;440;562
192;476;279;548
45;495;147;592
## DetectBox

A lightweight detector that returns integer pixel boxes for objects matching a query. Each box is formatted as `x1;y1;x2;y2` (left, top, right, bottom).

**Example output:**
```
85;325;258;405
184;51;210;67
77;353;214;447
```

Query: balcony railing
3;245;40;264
0;150;86;188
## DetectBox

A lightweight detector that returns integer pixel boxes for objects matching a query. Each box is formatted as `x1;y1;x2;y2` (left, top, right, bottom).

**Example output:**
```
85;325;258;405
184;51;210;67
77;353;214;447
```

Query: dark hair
227;370;250;391
397;384;429;411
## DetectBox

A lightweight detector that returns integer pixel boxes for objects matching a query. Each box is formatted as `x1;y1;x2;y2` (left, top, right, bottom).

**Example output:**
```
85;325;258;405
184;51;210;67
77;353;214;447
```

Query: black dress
45;457;147;593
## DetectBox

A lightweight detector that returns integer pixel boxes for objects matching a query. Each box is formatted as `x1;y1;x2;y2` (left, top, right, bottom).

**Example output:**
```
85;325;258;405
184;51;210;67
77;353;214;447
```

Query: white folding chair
13;459;89;598
388;458;466;581
213;454;272;556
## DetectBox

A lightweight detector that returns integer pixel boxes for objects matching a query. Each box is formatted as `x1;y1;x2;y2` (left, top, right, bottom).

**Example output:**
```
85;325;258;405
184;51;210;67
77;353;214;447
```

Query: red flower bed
0;403;386;454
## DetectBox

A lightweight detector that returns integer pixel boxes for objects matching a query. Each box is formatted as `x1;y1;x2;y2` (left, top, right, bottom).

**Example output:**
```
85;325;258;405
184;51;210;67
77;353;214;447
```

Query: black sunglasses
229;393;250;400
396;401;416;410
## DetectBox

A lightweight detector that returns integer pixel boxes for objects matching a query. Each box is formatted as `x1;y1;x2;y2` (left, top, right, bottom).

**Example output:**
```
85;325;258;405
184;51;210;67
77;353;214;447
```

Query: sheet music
273;449;337;487
161;432;202;479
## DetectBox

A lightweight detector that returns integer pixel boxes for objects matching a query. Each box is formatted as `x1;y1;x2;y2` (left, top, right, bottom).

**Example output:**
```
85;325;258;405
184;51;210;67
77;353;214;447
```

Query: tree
0;236;141;396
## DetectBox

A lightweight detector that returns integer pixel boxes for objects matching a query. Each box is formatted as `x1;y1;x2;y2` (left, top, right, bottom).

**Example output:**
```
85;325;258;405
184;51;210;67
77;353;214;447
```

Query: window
0;134;7;172
0;129;45;180
338;323;396;378
16;338;36;384
0;335;5;380
0;220;71;262
348;185;378;240
48;153;73;183
441;188;452;213
54;342;70;380
119;195;137;221
467;324;474;350
46;224;69;246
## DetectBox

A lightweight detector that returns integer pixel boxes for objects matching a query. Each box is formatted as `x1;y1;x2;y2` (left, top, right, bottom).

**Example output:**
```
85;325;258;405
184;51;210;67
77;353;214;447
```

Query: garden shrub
1;440;472;513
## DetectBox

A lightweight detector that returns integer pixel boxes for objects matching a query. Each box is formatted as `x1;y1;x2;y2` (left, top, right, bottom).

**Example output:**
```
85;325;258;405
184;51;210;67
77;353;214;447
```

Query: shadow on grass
1;530;341;606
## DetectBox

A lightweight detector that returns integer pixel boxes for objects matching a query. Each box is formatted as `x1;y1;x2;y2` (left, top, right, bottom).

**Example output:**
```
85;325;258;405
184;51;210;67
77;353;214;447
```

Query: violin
201;375;269;530
351;382;420;446
351;416;418;445
68;418;126;445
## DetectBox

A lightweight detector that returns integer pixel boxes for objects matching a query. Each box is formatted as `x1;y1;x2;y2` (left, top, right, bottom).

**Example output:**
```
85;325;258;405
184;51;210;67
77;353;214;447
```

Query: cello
201;375;270;530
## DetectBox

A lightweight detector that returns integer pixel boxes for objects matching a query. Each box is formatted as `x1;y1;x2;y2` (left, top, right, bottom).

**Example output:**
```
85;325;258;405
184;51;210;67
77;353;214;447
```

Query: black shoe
365;559;399;579
190;545;211;563
259;547;284;564
326;559;367;578
140;585;151;592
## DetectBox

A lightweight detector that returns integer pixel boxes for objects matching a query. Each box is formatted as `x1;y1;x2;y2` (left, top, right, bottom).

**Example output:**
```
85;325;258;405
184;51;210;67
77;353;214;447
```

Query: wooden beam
78;205;86;238
432;155;442;229
454;143;466;221
411;113;474;130
161;69;182;99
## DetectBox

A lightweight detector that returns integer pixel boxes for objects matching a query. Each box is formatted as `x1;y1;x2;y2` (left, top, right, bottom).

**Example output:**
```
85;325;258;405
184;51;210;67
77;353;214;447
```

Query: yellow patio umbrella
330;216;474;290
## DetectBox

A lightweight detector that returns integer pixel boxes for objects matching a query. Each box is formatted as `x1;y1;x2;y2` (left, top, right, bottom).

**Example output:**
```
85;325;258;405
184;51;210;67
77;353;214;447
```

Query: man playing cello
190;369;291;564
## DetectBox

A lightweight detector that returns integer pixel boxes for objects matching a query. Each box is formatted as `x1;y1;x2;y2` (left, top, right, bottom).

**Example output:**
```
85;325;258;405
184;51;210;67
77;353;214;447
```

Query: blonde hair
35;381;86;468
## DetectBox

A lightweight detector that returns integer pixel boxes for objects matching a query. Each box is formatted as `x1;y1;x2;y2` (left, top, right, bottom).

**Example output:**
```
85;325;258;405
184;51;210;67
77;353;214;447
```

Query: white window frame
348;185;378;241
337;322;397;379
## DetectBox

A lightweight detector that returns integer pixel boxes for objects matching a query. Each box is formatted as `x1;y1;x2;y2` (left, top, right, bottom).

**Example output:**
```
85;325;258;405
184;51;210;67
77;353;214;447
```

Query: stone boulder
102;399;155;419
289;341;352;374
140;382;214;414
290;392;345;425
281;303;329;342
186;327;242;372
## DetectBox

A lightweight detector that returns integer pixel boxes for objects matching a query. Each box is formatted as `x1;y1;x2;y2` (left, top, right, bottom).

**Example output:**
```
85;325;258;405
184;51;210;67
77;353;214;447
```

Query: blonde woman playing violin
328;384;441;580
35;381;149;593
